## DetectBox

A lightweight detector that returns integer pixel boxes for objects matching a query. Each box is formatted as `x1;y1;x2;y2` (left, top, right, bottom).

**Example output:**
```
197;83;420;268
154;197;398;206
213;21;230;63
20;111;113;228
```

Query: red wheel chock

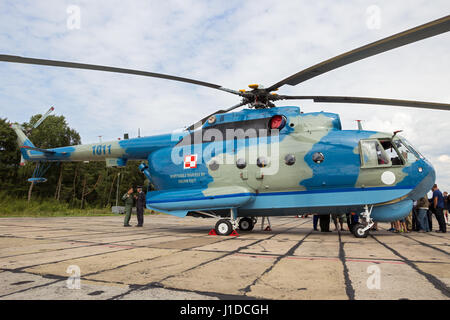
208;229;240;236
229;230;240;236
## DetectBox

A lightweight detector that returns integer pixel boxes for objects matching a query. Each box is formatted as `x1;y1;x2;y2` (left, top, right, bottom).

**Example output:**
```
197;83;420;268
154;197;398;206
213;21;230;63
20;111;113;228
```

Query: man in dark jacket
432;184;446;233
135;186;146;227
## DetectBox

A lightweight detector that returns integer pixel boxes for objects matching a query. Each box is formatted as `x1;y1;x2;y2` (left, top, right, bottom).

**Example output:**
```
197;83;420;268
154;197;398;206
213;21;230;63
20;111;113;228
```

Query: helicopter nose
408;159;436;200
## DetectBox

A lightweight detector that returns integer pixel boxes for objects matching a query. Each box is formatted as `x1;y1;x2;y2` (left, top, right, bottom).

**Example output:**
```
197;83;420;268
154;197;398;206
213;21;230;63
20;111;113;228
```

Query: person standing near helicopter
122;187;134;227
432;184;446;233
134;186;145;227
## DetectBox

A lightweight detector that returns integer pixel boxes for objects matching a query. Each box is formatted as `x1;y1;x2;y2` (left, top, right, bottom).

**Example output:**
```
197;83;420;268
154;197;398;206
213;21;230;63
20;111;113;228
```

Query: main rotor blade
0;54;241;96
276;95;450;111
266;15;450;92
186;100;249;131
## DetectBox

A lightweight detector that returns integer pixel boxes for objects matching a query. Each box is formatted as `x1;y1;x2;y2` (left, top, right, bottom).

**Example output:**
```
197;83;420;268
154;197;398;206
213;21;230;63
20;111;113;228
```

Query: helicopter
3;15;450;238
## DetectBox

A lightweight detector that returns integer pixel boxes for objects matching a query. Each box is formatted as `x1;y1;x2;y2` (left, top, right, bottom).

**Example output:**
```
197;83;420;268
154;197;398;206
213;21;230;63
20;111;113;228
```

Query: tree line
0;114;148;209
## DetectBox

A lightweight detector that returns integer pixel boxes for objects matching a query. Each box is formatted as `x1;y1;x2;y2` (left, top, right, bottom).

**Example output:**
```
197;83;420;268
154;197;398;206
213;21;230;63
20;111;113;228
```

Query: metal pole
115;172;120;207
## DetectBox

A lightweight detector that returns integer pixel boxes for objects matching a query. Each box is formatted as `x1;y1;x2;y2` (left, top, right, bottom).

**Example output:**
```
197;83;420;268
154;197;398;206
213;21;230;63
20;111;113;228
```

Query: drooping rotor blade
31;106;54;129
186;100;249;131
0;54;242;96
266;15;450;92
275;95;450;111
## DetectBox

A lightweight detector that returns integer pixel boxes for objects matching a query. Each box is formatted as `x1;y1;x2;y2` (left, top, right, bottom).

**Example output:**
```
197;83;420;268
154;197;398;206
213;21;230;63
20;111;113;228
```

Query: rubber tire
215;219;233;236
353;223;369;238
239;217;254;232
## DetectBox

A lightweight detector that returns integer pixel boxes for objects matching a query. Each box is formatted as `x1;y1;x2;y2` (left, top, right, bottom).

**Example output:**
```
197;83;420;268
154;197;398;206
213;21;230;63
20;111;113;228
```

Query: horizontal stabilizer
20;145;56;154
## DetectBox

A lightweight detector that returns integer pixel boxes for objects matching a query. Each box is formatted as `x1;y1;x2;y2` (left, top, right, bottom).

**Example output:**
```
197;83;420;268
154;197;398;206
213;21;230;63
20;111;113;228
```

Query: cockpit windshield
393;137;419;164
398;136;424;160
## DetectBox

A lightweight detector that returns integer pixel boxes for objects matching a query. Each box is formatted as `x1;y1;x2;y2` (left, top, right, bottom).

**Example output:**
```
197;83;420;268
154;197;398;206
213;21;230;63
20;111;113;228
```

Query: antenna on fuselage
355;120;363;130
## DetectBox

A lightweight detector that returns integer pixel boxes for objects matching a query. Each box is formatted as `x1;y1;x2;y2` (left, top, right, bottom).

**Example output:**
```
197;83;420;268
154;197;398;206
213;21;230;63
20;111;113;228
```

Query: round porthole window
209;159;219;171
285;154;295;166
257;156;269;168
236;158;246;169
312;152;324;164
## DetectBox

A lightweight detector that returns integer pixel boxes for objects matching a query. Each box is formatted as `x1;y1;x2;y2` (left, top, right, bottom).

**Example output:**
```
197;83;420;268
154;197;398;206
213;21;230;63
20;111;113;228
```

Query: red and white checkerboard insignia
184;154;197;169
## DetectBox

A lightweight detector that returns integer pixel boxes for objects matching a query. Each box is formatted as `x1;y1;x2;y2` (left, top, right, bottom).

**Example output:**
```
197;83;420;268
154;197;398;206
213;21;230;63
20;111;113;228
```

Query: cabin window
312;152;324;164
360;140;390;167
236;158;246;169
257;156;269;168
209;159;219;171
285;154;296;166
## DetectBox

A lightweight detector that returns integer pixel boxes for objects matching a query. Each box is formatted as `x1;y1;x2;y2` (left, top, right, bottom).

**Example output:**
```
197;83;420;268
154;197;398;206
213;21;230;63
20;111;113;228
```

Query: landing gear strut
353;205;374;238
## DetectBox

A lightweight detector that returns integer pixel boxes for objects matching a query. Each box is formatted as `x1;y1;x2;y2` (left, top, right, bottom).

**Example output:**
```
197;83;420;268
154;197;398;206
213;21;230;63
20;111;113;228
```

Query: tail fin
10;123;35;165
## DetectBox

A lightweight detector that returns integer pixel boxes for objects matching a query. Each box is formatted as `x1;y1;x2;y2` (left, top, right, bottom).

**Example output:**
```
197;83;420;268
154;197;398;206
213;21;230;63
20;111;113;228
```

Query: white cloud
438;155;450;163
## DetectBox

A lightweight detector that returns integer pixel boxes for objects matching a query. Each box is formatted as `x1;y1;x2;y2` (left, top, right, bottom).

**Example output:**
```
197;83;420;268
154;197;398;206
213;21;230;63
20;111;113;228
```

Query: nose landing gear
353;205;374;238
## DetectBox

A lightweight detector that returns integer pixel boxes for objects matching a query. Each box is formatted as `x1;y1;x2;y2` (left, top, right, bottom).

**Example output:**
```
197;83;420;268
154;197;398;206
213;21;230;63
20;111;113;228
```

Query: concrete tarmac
0;214;448;300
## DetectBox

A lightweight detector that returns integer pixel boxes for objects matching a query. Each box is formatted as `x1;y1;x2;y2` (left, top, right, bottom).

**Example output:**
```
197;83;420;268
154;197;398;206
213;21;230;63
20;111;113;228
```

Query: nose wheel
353;205;374;238
353;223;369;238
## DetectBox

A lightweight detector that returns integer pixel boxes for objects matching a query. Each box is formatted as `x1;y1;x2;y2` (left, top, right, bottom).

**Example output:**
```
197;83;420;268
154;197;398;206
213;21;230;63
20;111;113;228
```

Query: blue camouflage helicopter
4;15;450;238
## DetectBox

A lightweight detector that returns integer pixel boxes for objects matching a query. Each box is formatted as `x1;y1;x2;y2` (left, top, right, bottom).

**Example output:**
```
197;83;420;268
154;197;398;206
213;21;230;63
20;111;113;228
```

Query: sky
0;0;449;192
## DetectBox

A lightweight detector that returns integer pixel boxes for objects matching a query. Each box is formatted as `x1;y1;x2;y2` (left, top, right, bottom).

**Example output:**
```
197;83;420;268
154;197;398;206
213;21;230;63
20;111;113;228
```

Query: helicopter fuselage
14;106;435;222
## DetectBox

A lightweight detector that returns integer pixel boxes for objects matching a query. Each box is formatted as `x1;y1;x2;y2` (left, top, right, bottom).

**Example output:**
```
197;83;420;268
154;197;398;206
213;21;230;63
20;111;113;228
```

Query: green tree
0;118;21;190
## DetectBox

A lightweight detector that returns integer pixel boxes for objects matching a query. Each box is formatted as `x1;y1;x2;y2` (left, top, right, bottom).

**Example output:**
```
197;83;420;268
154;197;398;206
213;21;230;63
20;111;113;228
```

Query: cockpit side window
360;140;390;167
379;139;403;165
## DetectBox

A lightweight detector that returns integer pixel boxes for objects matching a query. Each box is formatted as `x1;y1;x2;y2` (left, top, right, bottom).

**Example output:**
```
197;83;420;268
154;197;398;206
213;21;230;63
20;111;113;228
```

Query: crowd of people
388;184;448;234
309;184;449;234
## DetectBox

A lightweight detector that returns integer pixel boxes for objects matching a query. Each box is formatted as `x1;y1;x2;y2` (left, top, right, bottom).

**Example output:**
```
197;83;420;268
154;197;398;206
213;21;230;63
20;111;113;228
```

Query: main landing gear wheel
353;223;369;238
239;217;254;231
215;219;233;236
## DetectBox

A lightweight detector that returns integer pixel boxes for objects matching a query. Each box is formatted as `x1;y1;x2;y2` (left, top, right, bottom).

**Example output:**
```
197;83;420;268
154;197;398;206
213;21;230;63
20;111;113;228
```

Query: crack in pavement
108;219;306;300
240;228;312;296
371;235;450;298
